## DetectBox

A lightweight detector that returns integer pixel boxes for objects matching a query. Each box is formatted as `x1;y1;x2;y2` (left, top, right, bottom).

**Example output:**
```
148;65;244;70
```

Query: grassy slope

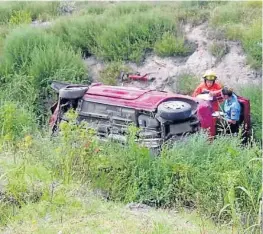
0;2;261;233
1;190;230;234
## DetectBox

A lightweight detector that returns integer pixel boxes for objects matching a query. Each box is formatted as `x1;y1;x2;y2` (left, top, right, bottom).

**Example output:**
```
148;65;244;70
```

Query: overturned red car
49;81;251;148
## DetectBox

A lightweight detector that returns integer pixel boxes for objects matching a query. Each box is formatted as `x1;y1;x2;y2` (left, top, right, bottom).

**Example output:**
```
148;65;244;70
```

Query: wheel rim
162;101;186;110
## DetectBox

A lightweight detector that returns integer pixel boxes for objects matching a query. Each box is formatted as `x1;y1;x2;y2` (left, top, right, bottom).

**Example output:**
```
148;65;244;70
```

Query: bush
96;11;176;62
0;101;37;142
99;61;131;85
52;9;176;62
240;85;262;140
9;10;31;26
0;27;86;121
86;131;261;231
1;27;85;79
166;134;261;230
0;74;37;108
51;15;103;56
154;32;190;57
0;2;59;24
210;2;262;69
209;40;229;61
105;2;151;17
242;19;262;69
0;116;261;231
175;73;200;95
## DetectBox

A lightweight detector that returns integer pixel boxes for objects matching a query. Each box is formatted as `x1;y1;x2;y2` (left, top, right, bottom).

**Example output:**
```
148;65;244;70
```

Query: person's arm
192;85;202;97
209;83;223;97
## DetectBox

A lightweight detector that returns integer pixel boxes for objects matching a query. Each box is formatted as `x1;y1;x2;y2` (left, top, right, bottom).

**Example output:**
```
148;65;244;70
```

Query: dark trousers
216;119;239;135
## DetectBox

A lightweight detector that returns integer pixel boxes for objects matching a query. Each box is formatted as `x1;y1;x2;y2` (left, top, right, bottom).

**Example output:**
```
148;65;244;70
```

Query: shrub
87;131;261;231
0;2;59;24
52;9;176;62
51;15;103;56
105;2;151;17
1;26;86;83
99;61;131;85
0;74;37;108
166;134;261;230
9;10;31;26
154;32;190;57
0;101;37;143
96;11;175;62
210;2;262;69
175;73;200;95
0;27;86;121
28;44;85;89
242;19;262;70
208;40;229;61
0;2;22;24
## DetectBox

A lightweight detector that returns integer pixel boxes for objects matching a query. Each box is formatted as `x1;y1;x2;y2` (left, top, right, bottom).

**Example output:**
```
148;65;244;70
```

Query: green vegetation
0;27;86;119
174;73;201;95
0;101;36;143
52;9;177;63
210;2;262;69
99;61;131;85
9;10;31;26
0;2;261;233
154;32;191;57
209;41;229;61
0;117;260;233
0;2;59;24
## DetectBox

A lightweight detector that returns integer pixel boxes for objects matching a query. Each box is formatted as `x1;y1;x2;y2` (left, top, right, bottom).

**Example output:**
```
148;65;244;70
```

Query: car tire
59;87;88;99
157;100;192;121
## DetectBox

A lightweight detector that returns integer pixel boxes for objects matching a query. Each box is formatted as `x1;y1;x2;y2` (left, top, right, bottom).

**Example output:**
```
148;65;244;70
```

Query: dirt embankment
85;23;262;92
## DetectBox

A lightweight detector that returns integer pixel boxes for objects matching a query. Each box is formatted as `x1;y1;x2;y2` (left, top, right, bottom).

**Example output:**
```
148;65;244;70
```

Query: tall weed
0;2;59;24
0;27;86;120
154;32;191;57
99;61;131;85
52;9;176;62
210;2;262;69
0;101;37;143
175;73;200;95
51;15;104;56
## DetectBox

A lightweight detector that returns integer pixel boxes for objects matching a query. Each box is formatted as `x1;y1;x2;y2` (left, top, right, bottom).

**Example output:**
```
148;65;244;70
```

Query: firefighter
192;70;222;111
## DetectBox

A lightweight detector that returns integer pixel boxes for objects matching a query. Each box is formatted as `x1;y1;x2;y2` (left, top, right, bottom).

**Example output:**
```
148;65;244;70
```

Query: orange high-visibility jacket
192;82;222;111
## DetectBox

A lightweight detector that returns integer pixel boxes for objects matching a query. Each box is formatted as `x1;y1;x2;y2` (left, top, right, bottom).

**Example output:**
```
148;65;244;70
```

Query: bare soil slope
85;23;261;92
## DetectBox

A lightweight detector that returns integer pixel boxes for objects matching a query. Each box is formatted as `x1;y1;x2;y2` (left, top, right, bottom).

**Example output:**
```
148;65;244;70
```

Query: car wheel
59;87;88;99
157;100;192;121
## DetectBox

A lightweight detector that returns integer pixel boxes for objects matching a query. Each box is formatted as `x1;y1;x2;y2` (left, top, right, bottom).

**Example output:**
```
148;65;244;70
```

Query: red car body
50;82;251;147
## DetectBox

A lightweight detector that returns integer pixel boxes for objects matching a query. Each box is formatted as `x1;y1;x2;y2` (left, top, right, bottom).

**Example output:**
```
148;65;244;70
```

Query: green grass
174;73;201;95
0;2;60;24
51;9;177;63
0;101;37;143
99;61;132;85
210;2;262;69
154;32;191;57
0;117;259;232
0;26;87;121
209;41;229;61
240;85;262;140
0;2;261;233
